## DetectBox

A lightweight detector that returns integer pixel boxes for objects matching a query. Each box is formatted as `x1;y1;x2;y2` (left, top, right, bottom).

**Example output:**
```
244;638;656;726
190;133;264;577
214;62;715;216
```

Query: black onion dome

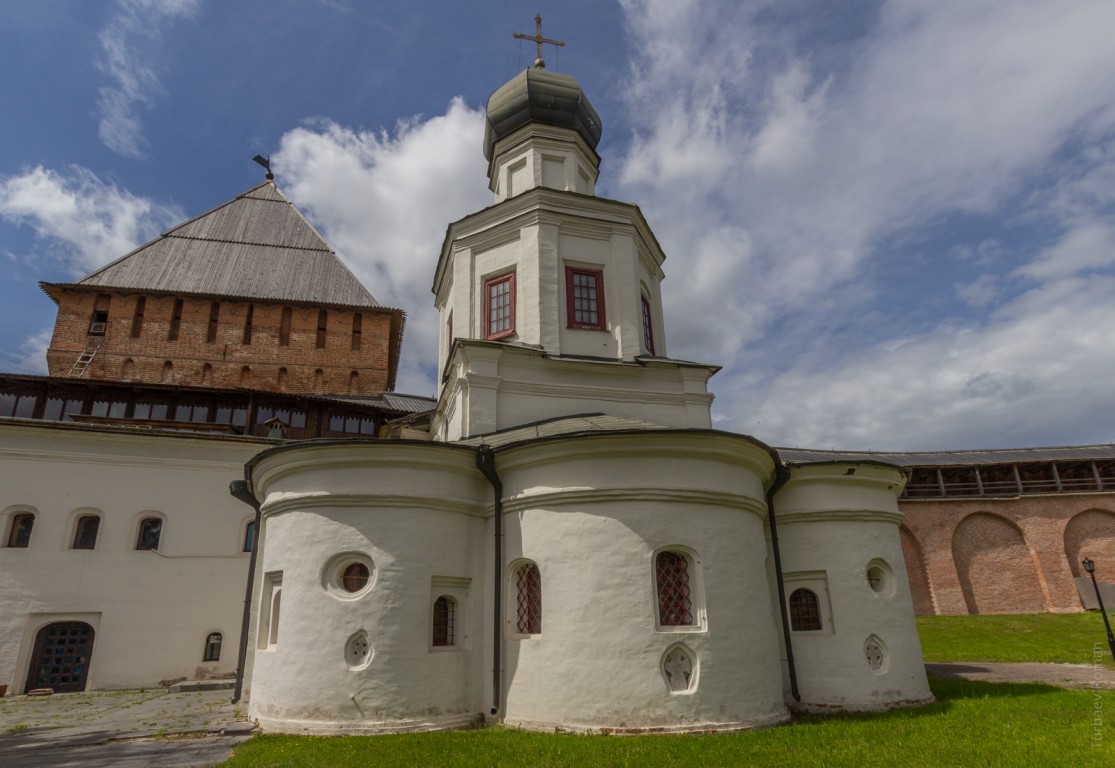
483;68;602;160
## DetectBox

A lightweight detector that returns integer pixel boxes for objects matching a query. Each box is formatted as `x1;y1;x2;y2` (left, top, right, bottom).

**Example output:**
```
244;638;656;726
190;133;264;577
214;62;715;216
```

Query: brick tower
41;180;403;397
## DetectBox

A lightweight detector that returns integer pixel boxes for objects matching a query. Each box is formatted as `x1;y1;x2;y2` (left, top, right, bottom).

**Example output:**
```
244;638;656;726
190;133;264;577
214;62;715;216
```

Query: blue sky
2;0;1114;451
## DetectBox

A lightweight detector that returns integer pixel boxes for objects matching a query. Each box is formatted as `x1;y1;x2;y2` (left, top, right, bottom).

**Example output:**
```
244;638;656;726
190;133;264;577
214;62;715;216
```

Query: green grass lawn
222;679;1112;767
918;613;1115;665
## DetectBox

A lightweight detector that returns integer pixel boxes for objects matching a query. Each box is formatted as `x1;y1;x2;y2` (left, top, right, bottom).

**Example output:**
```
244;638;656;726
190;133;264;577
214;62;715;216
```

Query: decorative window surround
484;272;516;340
565;266;606;330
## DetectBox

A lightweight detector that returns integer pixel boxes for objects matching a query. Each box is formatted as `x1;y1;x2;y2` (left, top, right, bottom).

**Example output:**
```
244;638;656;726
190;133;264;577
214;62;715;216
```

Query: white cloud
0;165;182;274
1;328;52;376
96;0;199;157
614;0;1115;449
273;98;490;395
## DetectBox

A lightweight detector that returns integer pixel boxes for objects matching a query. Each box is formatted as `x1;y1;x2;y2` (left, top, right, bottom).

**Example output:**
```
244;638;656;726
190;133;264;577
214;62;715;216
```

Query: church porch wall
898;494;1114;614
774;465;931;710
247;444;488;732
491;433;786;731
498;500;786;731
247;503;487;733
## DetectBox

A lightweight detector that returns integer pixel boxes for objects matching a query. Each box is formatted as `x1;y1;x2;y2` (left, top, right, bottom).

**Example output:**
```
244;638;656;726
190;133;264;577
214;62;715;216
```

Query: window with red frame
515;562;541;634
640;294;655;355
655;550;693;626
566;266;605;330
484;273;515;339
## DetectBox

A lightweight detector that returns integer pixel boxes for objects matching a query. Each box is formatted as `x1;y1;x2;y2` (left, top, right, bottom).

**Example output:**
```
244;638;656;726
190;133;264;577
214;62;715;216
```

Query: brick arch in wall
1064;509;1115;578
900;525;935;615
952;512;1046;614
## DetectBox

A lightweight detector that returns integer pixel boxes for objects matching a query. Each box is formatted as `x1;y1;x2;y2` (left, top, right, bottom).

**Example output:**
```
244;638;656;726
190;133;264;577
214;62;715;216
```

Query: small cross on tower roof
513;14;565;69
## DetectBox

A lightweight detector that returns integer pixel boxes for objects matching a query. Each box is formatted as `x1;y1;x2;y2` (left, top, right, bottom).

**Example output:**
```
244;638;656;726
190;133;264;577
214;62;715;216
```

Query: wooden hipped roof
42;182;383;310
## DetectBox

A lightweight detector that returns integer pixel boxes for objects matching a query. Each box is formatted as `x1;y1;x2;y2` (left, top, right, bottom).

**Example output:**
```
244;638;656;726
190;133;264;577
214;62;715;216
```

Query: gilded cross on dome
513;14;565;69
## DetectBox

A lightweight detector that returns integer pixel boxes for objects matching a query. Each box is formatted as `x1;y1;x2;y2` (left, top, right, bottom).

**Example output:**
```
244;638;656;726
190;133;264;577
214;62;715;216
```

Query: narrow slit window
168;298;184;341
351;313;362;351
73;515;100;550
433;596;456;646
242;520;256;552
515;562;541;634
641;294;655;355
566;266;606;330
484;272;515;340
136;517;162;550
207;302;220;343
655;551;693;626
131;297;146;338
243;304;254;345
316;310;328;349
279;306;292;346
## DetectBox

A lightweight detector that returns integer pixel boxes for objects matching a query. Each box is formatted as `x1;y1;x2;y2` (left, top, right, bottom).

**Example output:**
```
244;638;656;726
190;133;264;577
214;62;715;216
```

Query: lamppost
1082;558;1115;661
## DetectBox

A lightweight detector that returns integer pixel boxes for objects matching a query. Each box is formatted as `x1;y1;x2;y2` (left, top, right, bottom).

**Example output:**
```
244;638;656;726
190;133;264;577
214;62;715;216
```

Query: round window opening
341;562;370;593
866;559;896;597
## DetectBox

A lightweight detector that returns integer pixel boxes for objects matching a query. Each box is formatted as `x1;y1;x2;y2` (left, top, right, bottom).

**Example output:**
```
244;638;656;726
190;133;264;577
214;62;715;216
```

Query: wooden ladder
67;346;100;378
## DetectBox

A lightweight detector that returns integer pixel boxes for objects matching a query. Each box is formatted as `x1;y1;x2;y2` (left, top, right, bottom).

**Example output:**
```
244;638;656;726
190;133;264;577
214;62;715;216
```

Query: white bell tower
430;62;716;441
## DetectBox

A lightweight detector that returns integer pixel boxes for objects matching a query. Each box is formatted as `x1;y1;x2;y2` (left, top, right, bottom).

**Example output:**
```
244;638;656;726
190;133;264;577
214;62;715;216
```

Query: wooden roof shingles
43;182;382;309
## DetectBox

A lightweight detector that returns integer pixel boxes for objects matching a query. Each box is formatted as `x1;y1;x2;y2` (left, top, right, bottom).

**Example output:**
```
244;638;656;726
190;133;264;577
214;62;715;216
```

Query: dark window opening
279;306;292;346
7;513;34;547
136;517;162;550
655;551;693;626
341;562;370;592
316;310;328;349
790;588;823;631
88;310;109;336
351;313;362;351
131;297;145;338
641;294;655;355
168;298;184;341
433;596;456;647
243;304;254;345
207;302;220;343
73;515;100;550
203;632;222;662
243;521;256;552
516;562;542;634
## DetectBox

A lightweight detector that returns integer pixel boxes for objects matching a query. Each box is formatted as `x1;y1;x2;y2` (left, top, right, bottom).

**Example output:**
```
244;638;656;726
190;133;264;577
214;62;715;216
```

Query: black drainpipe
475;445;503;717
229;479;262;704
766;463;800;702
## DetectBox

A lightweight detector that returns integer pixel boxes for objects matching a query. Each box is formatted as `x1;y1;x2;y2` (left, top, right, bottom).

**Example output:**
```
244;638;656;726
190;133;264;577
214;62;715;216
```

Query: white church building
0;61;933;731
238;65;932;734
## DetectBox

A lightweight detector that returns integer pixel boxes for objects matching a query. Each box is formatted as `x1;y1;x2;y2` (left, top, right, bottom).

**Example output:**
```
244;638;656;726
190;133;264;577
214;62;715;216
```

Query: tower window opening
566;266;605;330
131;297;145;338
351;313;362;351
243;304;254;344
641;294;655;355
168;298;184;341
484;272;516;340
207;302;220;343
316;310;328;349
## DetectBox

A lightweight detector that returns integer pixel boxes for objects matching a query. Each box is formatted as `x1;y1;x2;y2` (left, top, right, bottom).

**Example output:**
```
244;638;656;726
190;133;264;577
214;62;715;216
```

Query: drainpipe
475;445;503;717
229;479;262;704
766;464;800;702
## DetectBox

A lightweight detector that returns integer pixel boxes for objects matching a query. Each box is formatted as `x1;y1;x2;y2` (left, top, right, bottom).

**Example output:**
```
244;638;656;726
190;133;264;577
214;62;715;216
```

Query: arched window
277;367;288;389
789;588;823;631
655;550;694;626
515;562;541;634
203;632;222;661
73;515;100;550
243;520;256;552
136;517;162;550
6;513;34;548
433;595;457;646
640;293;655;355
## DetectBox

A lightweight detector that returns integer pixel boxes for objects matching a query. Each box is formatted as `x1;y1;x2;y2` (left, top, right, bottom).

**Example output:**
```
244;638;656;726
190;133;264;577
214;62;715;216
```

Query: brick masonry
46;290;398;397
899;493;1115;614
